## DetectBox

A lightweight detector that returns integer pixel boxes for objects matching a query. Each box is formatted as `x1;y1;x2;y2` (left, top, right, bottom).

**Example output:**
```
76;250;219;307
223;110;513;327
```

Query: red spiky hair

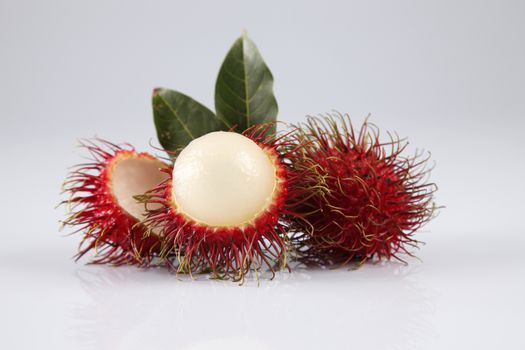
289;113;437;265
140;125;305;282
60;139;169;266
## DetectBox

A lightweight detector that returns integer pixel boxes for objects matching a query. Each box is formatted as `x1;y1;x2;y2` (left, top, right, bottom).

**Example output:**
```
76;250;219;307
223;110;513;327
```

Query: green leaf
153;88;227;152
215;33;278;134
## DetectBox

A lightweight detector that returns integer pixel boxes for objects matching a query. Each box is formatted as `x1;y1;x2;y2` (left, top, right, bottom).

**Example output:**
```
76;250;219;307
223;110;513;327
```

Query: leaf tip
152;88;162;97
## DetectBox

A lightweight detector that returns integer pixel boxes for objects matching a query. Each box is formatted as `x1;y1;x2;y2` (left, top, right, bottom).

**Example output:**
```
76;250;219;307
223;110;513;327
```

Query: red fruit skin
61;140;165;266
140;125;305;282
289;114;437;265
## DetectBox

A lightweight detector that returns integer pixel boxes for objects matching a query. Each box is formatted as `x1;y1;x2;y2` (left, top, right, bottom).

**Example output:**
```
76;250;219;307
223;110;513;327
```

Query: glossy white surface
2;232;524;349
1;0;524;349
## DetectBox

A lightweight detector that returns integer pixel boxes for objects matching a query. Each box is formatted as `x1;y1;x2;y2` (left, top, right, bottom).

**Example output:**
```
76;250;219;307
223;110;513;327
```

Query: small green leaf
153;88;227;152
215;33;278;134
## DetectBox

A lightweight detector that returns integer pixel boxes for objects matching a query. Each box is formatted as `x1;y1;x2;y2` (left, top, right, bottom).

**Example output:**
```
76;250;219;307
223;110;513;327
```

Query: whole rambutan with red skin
60;139;170;266
139;124;305;282
288;113;437;265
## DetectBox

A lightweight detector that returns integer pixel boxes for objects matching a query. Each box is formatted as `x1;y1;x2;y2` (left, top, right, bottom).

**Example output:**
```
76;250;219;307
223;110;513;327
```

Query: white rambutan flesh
172;131;277;227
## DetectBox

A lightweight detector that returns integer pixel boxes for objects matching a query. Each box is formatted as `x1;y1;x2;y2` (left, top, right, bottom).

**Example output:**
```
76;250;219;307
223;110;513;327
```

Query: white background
1;0;524;349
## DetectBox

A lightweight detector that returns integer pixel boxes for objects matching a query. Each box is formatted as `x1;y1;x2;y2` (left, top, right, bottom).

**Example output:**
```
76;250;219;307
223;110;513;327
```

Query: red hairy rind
288;113;437;265
60;139;162;266
140;124;306;282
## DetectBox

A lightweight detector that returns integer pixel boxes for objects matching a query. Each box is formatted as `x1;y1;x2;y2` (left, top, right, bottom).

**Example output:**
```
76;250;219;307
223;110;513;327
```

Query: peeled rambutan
140;125;303;281
288;113;437;265
60;139;170;265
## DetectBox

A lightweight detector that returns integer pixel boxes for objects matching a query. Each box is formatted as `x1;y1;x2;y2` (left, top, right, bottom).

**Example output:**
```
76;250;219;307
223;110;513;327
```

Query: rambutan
61;139;170;265
288;113;437;265
140;125;303;281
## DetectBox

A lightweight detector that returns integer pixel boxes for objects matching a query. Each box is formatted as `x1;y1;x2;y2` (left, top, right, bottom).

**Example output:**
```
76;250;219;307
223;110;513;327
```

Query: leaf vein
159;94;195;140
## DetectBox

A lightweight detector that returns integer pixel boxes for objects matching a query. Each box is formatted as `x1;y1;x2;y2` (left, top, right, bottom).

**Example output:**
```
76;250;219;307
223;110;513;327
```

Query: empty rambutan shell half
288;113;438;265
141;125;303;281
61;140;170;265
